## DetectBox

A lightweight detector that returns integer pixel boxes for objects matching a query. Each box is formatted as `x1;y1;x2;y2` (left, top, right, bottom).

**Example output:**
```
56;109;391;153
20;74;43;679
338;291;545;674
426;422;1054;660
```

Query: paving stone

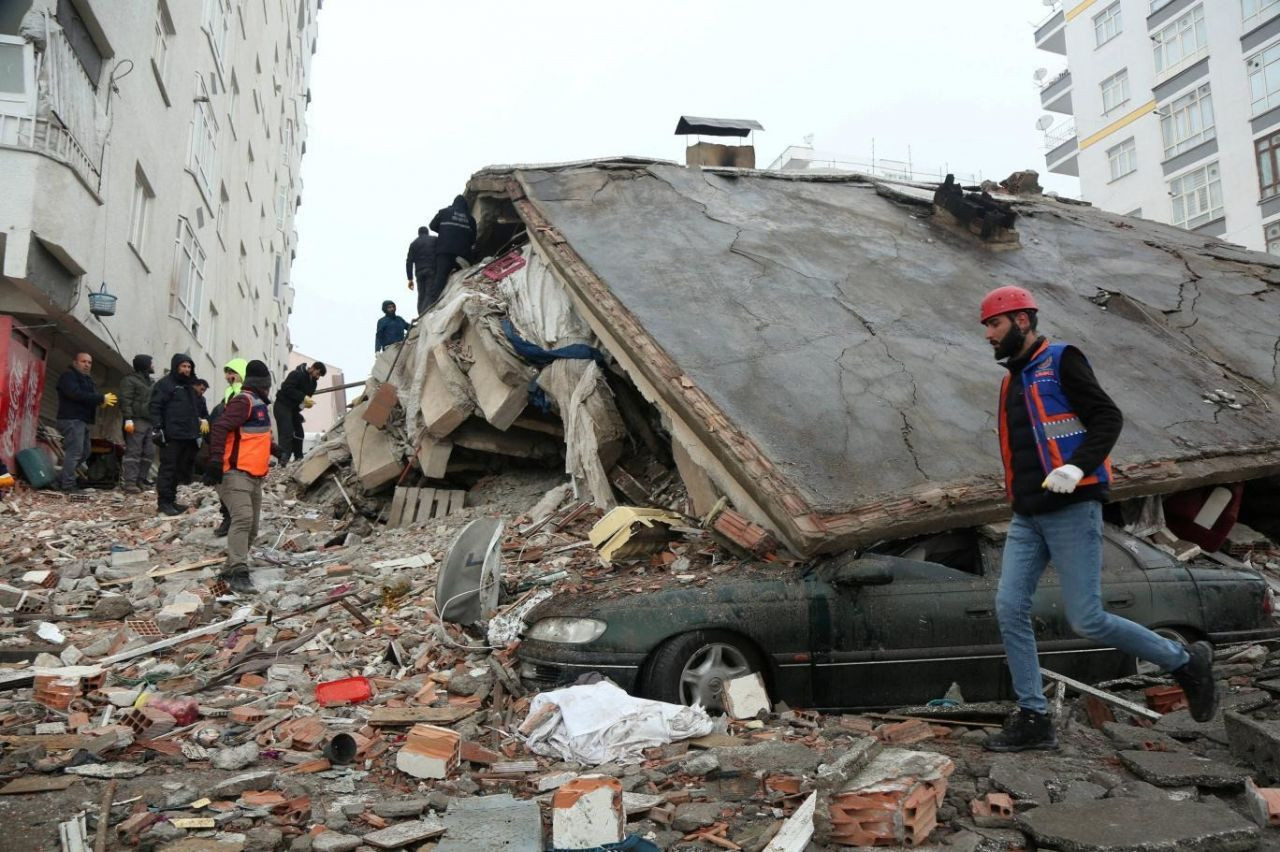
988;759;1054;804
1224;710;1280;780
1102;721;1182;751
434;794;541;852
1017;798;1259;851
372;797;430;819
1051;779;1108;802
311;833;362;852
209;770;277;798
715;741;824;775
1106;780;1173;801
1118;750;1250;788
1156;690;1270;744
672;801;725;832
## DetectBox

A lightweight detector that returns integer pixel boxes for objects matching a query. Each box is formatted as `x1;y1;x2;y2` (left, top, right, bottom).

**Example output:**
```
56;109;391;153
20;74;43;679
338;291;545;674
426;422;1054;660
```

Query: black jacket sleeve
406;244;415;280
277;369;306;408
1058;347;1123;474
58;371;103;405
429;209;443;232
149;379;169;426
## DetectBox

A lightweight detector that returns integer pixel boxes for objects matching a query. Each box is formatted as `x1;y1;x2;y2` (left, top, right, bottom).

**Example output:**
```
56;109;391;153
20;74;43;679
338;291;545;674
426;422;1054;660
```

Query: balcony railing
0;113;101;190
1043;121;1077;152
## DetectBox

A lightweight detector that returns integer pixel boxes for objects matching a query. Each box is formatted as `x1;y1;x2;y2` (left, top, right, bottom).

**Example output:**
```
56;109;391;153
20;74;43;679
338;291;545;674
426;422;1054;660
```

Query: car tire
1135;627;1200;676
640;630;766;713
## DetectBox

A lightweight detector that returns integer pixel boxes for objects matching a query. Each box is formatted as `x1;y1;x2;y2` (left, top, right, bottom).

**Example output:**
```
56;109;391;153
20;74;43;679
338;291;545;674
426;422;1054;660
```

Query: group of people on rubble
52;350;325;593
375;194;478;353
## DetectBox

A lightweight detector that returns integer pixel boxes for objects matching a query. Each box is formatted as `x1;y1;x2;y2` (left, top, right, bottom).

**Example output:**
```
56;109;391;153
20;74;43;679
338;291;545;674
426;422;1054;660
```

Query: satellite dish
435;517;504;625
1036;115;1055;131
1033;68;1048;82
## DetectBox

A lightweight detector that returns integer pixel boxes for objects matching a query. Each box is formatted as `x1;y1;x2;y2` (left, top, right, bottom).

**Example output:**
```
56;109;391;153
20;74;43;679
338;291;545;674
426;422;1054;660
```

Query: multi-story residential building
0;0;319;428
1034;0;1280;252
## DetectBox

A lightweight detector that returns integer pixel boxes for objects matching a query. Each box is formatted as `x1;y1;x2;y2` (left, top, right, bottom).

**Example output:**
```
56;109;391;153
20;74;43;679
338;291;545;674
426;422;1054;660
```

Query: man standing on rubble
211;358;248;538
979;285;1217;752
54;352;116;492
406;226;438;316
428;195;476;307
376;300;410;351
149;353;201;516
118;354;155;493
274;361;325;464
205;360;276;594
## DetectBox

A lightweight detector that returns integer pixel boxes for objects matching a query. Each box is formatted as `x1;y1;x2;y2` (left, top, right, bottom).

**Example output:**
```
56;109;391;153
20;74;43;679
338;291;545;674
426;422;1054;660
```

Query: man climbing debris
119;354;155;493
428;194;476;308
205;360;276;594
978;285;1218;753
149;353;201;517
275;360;325;464
405;226;438;316
376;299;410;352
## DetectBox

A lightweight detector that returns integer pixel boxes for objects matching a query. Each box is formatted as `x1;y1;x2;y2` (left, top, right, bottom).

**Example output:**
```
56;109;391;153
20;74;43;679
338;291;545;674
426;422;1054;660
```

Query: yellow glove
101;392;118;408
124;419;135;434
199;418;210;435
0;473;13;489
303;396;315;409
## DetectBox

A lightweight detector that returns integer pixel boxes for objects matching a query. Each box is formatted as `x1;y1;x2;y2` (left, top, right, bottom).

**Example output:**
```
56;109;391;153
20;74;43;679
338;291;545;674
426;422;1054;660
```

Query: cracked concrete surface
476;160;1280;548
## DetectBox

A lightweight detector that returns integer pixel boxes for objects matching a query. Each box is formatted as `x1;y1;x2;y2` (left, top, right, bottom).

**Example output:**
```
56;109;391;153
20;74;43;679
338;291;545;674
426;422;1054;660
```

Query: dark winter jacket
376;313;410;352
1002;338;1123;516
406;233;438;280
429;195;476;258
276;364;317;412
55;368;104;424
149;353;202;441
119;357;155;421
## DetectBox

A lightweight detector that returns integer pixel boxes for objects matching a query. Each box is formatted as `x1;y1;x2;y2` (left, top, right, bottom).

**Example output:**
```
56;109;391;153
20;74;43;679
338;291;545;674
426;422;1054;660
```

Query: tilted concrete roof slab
470;160;1280;556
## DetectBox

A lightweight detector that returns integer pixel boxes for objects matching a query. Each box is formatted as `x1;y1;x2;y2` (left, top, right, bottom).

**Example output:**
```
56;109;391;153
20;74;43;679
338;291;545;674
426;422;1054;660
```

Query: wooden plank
432;489;450;519
1039;667;1161;721
763;791;816;852
401;487;421;528
0;775;78;794
97;614;250;666
415;488;437;524
97;557;224;587
447;490;466;515
368;706;477;727
388;487;408;529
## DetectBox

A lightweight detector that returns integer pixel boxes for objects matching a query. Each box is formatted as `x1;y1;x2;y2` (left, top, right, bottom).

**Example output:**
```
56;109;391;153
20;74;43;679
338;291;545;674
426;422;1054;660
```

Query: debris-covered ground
3;473;1280;852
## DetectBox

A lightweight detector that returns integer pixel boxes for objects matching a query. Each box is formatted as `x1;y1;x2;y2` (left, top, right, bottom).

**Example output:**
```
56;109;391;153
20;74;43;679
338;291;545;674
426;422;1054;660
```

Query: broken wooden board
1040;667;1161;722
368;706;478;726
0;774;78;794
98;557;224;586
388;487;466;528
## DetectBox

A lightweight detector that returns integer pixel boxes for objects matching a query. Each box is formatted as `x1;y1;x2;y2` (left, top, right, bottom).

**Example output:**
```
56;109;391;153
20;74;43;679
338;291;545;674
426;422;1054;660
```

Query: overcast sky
289;0;1078;381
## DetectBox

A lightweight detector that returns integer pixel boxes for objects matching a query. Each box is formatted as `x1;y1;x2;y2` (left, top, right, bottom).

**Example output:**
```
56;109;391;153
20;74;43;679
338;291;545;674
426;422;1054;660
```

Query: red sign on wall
0;317;48;472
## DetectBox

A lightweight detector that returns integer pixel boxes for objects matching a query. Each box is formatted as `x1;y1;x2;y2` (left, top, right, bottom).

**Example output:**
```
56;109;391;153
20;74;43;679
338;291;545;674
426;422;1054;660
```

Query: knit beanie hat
246;360;270;378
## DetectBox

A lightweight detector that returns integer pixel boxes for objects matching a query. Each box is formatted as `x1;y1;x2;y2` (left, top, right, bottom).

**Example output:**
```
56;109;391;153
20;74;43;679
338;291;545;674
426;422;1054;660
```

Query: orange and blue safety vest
223;392;272;477
998;341;1111;498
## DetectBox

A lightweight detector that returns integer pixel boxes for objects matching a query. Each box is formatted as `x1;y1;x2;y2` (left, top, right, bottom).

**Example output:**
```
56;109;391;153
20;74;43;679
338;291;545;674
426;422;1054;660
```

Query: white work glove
1042;464;1084;494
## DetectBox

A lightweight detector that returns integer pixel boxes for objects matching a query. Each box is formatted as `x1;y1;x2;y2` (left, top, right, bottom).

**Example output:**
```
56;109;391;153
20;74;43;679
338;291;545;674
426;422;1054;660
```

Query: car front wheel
641;630;766;713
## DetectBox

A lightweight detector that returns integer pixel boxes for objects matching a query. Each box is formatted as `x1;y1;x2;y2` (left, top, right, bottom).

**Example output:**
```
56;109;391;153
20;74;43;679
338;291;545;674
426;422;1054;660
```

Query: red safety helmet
979;285;1038;324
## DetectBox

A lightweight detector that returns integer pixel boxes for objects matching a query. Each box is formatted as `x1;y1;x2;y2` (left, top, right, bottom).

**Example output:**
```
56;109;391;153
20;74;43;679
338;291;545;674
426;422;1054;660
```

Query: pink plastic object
145;696;199;726
315;676;373;707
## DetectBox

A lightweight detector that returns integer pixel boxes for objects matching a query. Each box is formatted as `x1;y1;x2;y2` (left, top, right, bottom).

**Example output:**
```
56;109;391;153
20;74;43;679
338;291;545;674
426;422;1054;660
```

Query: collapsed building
295;157;1280;557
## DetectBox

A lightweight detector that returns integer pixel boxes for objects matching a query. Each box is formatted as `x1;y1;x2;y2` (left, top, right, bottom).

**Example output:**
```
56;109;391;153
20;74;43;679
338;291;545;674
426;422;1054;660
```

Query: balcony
1043;121;1079;176
1040;69;1073;115
0;114;101;193
1035;5;1066;55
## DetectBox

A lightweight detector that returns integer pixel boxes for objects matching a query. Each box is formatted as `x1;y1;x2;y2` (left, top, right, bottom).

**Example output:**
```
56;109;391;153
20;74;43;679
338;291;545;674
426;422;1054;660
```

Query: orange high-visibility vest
223;392;272;476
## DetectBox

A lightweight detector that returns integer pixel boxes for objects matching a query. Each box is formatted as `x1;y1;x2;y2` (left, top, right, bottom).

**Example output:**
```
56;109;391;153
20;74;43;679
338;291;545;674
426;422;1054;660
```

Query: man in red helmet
979;285;1216;752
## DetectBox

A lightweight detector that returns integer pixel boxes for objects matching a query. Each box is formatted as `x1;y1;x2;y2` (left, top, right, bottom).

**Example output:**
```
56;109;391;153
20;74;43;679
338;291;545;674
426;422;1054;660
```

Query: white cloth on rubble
521;680;713;765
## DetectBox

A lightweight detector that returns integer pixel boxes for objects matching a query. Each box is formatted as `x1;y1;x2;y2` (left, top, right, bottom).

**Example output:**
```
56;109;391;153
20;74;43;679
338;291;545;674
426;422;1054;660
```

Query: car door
808;557;1008;710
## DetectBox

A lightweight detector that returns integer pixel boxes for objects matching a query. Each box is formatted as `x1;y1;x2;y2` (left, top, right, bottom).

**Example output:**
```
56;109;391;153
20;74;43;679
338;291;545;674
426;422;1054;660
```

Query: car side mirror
831;563;894;587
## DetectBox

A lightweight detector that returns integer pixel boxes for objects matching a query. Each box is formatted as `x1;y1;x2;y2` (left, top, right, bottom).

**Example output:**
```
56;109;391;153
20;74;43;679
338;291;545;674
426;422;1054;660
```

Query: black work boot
1171;640;1219;723
213;517;231;538
220;570;255;595
157;502;183;516
983;708;1059;753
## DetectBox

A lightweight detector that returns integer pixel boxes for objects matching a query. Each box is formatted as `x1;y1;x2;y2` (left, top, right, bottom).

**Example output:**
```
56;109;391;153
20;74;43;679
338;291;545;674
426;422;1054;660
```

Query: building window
1169;162;1223;229
1244;0;1280;30
227;72;239;137
282;117;293;154
273;253;284;297
1248;42;1280;116
1107;137;1137;181
203;0;232;70
128;166;154;255
1266;221;1280;254
174;218;206;337
0;35;35;115
207;303;219;352
1160;84;1214;159
152;2;174;83
189;74;217;198
1094;2;1122;47
1153;5;1207;77
1256;131;1280;199
275;181;289;226
55;0;105;86
1100;69;1130;114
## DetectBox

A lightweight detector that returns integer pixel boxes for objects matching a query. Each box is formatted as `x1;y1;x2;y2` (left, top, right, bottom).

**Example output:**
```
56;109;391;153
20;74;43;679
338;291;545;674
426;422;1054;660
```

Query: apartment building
1034;0;1280;252
0;0;319;427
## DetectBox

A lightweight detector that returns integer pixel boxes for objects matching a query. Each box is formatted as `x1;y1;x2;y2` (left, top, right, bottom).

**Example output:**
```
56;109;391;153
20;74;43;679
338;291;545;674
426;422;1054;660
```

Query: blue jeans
996;501;1190;713
55;418;90;489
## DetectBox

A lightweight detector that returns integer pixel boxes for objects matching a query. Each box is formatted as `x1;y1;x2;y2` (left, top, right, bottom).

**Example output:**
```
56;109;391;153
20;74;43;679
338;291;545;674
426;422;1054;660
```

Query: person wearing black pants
406;227;438;316
274;361;325;464
149;353;201;516
428;195;476;307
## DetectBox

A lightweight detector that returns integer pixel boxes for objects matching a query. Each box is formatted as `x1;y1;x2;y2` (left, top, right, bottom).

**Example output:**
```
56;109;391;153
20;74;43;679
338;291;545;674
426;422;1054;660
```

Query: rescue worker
428;195;476;307
405;226;438;316
978;285;1217;752
119;354;156;493
54;352;116;492
274;361;325;463
212;358;248;538
149;353;201;516
204;360;276;594
376;300;410;352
